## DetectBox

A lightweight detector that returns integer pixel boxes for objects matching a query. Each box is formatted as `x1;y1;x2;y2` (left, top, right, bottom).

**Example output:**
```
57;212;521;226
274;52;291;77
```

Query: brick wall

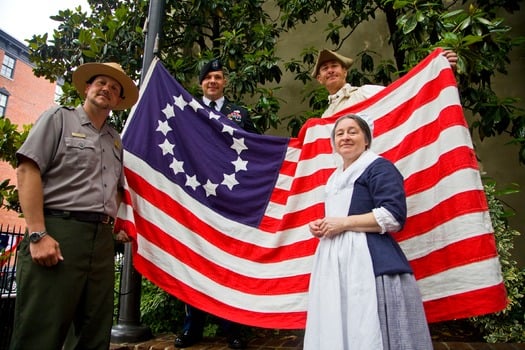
0;51;57;125
1;42;57;228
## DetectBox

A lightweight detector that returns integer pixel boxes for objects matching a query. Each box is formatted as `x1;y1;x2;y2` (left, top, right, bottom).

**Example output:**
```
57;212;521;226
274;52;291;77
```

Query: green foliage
137;279;223;337
137;278;228;337
26;0;148;130
19;0;525;163
113;259;184;334
277;0;525;164
0;118;30;169
469;180;525;342
139;279;184;334
159;0;284;133
0;118;29;213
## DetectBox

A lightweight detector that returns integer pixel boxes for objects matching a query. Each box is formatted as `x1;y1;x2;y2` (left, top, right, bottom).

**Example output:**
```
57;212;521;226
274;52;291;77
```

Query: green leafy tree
26;0;286;133
278;0;525;164
0;118;29;213
26;0;147;128
159;0;285;132
22;0;525;164
1;0;524;341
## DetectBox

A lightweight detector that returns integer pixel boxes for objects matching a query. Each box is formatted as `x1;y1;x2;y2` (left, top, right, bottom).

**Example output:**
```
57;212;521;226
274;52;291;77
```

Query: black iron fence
0;225;23;350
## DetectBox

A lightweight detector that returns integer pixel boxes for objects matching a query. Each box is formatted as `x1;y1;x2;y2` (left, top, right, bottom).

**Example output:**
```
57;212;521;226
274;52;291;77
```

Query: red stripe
134;215;312;295
424;283;508;323
287;137;304;149
380;105;466;163
403;146;478;196
279;159;297;177
396;190;489;241
289;168;334;195
269;162;333;211
134;254;308;329
374;70;459;138
259;202;325;233
258;215;281;232
268;187;290;205
126;168;317;262
298;138;333;160
409;234;498;279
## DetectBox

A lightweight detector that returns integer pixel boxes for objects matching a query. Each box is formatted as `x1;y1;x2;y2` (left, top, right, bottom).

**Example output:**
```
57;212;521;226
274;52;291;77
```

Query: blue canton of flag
121;61;290;227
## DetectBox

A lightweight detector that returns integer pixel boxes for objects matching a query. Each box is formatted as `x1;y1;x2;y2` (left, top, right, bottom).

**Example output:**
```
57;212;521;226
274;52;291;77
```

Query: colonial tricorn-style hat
72;62;139;110
199;59;224;84
311;49;354;78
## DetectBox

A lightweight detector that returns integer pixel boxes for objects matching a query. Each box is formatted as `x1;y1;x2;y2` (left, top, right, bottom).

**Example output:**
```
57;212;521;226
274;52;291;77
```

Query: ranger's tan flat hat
73;62;139;110
311;49;354;78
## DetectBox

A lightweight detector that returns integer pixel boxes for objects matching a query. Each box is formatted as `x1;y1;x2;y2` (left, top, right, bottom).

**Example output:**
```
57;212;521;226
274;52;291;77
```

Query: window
0;91;8;117
1;55;16;79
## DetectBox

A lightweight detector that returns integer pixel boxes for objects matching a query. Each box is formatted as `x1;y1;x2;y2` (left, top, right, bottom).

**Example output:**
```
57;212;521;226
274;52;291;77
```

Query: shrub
139;280;184;334
469;180;525;342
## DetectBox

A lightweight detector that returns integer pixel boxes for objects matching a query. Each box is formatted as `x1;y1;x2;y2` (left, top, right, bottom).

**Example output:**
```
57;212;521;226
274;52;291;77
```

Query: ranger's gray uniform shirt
17;106;124;217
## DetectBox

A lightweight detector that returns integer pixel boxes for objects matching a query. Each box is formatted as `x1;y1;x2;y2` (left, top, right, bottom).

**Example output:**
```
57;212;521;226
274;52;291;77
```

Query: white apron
304;150;383;350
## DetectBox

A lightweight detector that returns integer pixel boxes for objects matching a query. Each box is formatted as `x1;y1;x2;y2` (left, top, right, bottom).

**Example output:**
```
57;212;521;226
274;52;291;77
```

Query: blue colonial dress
304;150;432;350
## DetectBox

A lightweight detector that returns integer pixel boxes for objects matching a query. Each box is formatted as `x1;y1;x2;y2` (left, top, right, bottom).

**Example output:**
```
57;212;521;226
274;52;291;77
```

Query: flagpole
111;0;165;343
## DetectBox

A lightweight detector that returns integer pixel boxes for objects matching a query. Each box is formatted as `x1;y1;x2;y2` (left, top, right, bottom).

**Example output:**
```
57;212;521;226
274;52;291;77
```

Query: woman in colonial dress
303;114;433;350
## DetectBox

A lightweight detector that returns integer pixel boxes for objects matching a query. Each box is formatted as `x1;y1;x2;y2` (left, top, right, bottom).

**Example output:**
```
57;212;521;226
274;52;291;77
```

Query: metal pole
140;0;165;86
111;0;165;343
110;244;152;343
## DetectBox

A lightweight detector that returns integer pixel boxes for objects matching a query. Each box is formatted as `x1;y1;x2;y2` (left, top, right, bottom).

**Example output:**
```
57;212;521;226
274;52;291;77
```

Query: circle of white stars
155;93;249;198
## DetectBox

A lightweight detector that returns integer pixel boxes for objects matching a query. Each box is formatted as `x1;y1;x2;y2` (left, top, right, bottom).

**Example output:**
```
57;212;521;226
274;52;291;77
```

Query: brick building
0;29;58;228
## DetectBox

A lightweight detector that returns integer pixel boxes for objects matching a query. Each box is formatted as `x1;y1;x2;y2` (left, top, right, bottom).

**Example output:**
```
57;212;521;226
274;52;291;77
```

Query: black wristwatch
29;231;47;243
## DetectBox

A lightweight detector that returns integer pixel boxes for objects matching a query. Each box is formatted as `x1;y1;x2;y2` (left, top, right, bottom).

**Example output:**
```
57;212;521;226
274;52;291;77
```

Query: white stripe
373;86;461;154
369;54;450;116
405;167;484;216
301;123;333;145
418;257;503;301
274;173;293;191
350;57;451;131
265;186;325;221
399;211;494;260
274;152;336;191
295;153;338;177
393;125;474;179
129;190;314;278
136;234;309;312
284;145;301;163
124;152;314;247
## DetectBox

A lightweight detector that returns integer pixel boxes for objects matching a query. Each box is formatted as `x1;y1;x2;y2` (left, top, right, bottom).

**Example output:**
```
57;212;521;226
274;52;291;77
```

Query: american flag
0;232;21;268
116;48;507;329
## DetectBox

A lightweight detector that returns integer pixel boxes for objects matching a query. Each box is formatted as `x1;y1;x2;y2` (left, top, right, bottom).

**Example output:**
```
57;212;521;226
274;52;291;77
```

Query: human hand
309;219;324;238
29;234;63;267
309;217;347;238
114;230;132;243
318;217;347;238
442;50;458;69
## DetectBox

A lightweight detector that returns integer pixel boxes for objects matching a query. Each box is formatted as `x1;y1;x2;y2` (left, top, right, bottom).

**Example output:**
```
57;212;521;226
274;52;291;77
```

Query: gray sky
0;0;90;43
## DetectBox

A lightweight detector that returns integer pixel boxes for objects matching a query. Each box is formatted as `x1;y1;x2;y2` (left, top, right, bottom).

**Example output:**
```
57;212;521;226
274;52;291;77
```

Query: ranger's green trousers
10;216;115;350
